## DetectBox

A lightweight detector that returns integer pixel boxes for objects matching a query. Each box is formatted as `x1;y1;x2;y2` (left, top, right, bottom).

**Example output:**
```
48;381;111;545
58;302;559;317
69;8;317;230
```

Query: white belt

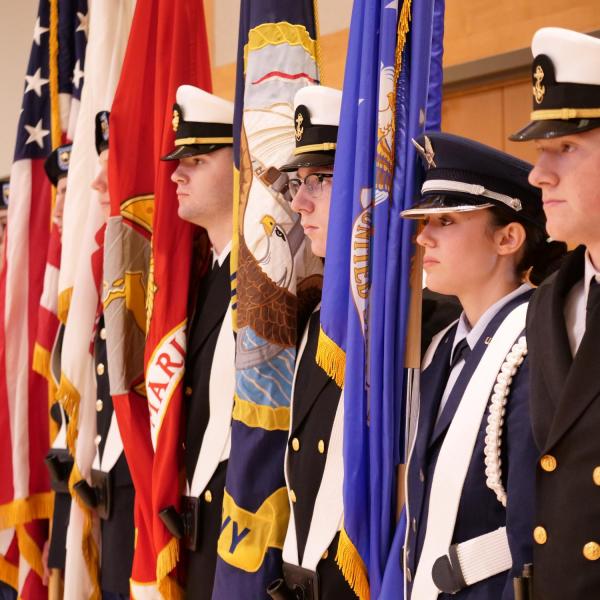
432;527;512;593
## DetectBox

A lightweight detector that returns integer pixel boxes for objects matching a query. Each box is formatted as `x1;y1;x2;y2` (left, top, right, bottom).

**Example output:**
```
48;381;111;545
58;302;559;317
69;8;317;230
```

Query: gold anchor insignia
295;112;304;141
172;108;180;132
533;65;546;105
412;135;436;169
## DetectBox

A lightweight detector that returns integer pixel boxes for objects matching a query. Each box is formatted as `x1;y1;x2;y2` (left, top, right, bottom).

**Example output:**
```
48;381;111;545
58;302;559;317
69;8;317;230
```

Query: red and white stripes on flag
55;2;135;599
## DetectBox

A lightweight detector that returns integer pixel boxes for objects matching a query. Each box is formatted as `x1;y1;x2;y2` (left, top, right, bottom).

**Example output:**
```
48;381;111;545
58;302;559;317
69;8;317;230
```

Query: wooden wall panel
444;0;600;67
441;88;505;151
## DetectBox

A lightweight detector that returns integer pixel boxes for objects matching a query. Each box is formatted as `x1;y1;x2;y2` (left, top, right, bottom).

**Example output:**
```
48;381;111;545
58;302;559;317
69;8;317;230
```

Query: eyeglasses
288;173;333;199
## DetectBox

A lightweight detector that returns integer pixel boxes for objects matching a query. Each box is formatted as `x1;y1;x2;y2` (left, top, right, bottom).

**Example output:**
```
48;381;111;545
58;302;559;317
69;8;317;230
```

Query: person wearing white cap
265;85;359;600
511;28;600;599
160;85;236;600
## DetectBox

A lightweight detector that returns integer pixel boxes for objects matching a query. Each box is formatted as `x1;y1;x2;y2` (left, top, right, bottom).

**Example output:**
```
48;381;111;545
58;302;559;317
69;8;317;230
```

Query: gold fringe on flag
49;0;61;147
313;0;325;84
0;493;54;530
315;325;345;388
0;554;18;590
156;536;179;585
335;527;370;600
69;464;101;600
16;524;45;580
392;0;413;96
57;287;73;325
57;373;80;455
32;342;59;443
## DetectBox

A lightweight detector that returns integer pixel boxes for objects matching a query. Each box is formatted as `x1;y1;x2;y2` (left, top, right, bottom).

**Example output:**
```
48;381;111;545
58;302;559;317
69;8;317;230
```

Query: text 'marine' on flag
212;1;323;597
0;0;86;597
316;0;444;598
105;0;211;597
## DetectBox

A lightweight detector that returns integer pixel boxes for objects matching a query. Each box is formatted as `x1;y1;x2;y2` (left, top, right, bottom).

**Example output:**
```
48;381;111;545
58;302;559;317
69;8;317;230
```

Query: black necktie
450;338;471;369
586;278;600;328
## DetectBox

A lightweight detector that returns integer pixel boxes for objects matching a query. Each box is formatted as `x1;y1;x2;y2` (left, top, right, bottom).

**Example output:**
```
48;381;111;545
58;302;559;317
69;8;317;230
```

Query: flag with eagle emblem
212;1;323;597
316;0;445;598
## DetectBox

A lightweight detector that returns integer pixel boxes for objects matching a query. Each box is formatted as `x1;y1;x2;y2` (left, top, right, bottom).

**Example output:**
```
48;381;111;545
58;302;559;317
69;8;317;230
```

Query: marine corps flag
316;0;444;598
212;1;322;597
105;0;211;596
0;0;85;596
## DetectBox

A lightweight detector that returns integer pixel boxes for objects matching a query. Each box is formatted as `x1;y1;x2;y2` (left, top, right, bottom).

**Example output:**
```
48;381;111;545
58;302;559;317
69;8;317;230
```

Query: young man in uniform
268;85;357;600
511;27;600;599
159;85;236;600
73;111;136;600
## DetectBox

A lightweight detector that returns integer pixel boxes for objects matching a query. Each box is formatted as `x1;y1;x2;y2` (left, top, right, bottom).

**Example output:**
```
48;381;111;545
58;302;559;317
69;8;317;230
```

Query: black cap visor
510;117;600;141
280;151;335;172
400;194;494;219
161;142;232;161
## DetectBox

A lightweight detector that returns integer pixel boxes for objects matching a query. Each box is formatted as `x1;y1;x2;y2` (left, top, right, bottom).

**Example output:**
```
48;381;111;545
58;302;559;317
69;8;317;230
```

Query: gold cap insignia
533;65;546;105
172;108;180;132
59;150;70;163
412;135;436;169
295;112;304;142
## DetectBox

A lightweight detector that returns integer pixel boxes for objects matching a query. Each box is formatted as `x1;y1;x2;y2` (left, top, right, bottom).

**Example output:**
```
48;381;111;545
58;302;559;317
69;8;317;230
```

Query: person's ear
494;221;526;257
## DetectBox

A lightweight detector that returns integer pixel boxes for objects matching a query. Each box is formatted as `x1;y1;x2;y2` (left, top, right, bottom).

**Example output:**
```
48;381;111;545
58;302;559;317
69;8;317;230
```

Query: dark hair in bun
488;205;567;286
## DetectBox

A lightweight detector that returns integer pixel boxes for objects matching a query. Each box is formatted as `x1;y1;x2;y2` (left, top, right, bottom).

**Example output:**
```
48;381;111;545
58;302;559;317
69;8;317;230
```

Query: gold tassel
335;527;370;600
0;554;18;590
0;493;54;530
315;325;346;388
16;524;45;580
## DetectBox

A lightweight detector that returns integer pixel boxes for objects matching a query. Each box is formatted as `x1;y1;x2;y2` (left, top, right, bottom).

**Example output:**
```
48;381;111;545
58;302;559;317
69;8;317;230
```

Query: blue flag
212;2;323;597
317;0;445;598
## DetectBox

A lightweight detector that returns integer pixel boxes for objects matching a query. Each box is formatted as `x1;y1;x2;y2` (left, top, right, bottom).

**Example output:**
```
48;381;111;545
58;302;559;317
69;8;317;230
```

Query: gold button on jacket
289;489;297;503
96;399;104;412
317;440;325;454
583;542;600;561
99;327;107;340
291;438;300;452
593;467;600;486
96;362;105;376
533;526;547;545
540;454;557;472
204;490;212;503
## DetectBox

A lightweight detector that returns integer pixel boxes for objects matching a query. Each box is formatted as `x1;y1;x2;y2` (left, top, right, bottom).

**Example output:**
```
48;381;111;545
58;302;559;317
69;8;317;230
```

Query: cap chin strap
422;179;522;211
531;107;600;121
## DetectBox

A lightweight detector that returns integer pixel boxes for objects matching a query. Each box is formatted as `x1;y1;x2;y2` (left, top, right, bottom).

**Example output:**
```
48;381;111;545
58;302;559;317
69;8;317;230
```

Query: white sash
51;404;69;450
187;303;235;497
282;309;344;570
409;302;527;600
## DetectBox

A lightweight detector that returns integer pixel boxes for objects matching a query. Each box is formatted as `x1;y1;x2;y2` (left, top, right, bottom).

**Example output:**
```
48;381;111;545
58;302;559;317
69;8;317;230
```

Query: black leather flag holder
73;469;112;520
267;562;320;600
44;449;74;494
158;495;201;551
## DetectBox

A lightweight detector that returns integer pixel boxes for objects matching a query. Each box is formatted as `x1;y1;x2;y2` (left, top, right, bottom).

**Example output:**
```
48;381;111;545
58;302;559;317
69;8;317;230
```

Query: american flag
0;0;87;597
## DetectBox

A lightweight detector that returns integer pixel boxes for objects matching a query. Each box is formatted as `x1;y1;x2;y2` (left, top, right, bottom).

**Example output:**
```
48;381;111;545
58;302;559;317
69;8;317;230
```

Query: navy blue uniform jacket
405;291;537;600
